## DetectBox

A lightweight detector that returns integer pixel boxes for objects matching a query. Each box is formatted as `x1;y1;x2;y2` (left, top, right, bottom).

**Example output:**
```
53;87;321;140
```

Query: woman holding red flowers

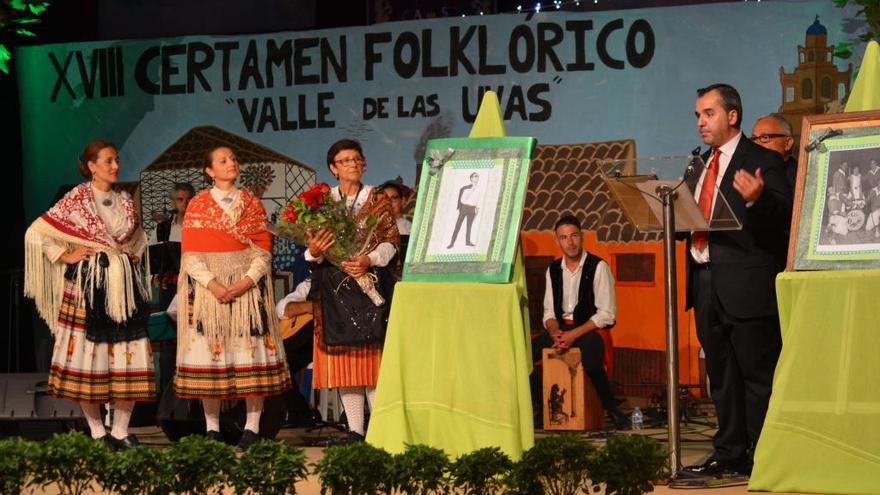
306;138;399;443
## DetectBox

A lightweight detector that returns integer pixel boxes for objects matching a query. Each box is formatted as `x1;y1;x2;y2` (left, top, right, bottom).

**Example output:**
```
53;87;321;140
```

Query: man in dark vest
531;214;629;430
148;182;194;394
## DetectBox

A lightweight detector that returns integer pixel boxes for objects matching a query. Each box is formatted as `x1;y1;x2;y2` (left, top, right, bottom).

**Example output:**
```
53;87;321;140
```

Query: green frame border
794;126;880;270
402;137;536;283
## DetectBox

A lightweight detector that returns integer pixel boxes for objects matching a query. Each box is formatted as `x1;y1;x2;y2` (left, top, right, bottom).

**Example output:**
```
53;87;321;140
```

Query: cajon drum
542;348;605;431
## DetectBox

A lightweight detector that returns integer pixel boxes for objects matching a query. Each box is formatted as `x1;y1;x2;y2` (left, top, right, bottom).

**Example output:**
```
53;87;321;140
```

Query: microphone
684;146;702;178
805;128;843;152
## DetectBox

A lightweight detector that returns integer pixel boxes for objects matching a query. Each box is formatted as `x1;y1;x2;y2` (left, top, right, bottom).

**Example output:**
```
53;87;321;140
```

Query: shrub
98;445;174;495
390;444;450;494
232;439;308;495
31;432;110;495
165;434;236;495
312;442;394;495
507;434;598;495
591;434;667;495
0;437;37;495
449;447;512;495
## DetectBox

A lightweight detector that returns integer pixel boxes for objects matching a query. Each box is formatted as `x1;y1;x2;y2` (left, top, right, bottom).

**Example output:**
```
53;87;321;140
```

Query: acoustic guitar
279;313;314;340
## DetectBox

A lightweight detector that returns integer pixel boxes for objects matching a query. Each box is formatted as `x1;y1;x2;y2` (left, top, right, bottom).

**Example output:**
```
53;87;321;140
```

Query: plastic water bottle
631;406;644;430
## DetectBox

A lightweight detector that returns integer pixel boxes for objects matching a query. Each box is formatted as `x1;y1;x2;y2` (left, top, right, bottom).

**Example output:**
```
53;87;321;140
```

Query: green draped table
366;260;534;460
749;270;880;494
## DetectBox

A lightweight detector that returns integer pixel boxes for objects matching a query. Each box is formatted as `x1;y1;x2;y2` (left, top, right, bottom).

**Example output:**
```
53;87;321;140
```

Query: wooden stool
542;348;605;431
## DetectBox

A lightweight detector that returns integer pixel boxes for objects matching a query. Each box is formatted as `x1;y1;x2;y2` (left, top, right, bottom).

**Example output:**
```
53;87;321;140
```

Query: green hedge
0;432;665;495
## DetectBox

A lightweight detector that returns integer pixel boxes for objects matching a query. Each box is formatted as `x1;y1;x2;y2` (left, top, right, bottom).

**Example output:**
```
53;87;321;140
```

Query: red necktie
693;149;721;250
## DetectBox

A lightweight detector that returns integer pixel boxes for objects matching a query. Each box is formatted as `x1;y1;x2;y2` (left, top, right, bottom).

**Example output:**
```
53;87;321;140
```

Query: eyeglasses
387;195;401;202
334;157;365;167
750;133;790;144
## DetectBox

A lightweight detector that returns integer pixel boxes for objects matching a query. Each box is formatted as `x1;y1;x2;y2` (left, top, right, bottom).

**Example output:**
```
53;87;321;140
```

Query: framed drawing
789;110;880;271
403;136;536;283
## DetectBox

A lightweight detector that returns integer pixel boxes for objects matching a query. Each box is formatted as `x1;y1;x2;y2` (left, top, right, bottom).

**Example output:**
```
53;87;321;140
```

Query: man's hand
341;255;371;278
306;229;335;258
734;168;765;203
207;279;232;303
553;330;579;350
226;277;255;299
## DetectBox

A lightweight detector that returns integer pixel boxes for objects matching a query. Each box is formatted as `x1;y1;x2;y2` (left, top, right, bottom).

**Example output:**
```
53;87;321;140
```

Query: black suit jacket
684;135;792;319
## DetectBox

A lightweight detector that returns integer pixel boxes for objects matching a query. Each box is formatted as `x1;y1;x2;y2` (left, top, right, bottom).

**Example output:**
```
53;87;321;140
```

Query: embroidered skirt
174;331;292;399
48;282;156;403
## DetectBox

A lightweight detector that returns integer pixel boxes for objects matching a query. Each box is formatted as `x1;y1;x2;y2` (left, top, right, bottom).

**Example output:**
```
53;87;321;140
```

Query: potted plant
0;437;37;495
449;447;512;495
31;432;110;495
390;444;450;494
506;434;598;495
590;434;666;495
166;434;236;495
231;439;308;495
98;445;174;495
312;442;394;495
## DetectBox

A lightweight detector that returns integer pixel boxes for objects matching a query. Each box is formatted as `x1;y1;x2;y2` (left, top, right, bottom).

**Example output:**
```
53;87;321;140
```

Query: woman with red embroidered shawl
24;140;153;450
306;139;399;443
175;146;291;452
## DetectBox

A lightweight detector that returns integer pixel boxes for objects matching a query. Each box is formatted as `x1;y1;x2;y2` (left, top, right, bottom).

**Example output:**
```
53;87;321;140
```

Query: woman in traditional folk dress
24;140;154;450
175;146;291;452
306;139;399;443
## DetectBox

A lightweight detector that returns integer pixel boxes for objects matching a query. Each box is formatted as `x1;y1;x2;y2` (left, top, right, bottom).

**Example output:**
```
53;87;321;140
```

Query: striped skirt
312;323;383;389
48;282;156;403
174;331;292;399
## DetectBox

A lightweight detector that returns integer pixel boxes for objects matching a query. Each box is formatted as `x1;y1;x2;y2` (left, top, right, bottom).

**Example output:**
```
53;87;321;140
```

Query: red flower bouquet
273;182;387;305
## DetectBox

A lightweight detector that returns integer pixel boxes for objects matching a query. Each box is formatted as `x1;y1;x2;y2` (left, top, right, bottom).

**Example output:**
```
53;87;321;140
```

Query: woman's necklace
93;186;113;207
217;187;236;205
341;183;363;214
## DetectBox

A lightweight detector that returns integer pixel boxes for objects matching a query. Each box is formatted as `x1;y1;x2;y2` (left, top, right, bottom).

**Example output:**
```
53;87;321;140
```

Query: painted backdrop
16;1;861;220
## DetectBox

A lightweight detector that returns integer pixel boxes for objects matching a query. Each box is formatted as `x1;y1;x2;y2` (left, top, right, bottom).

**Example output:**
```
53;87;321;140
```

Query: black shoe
105;434;139;451
205;430;224;442
236;429;259;453
99;434;118;452
608;408;630;430
466;242;475;247
346;431;365;443
683;456;744;477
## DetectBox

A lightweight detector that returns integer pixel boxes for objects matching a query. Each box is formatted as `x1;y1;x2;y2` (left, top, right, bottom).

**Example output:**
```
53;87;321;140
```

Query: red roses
299;183;330;208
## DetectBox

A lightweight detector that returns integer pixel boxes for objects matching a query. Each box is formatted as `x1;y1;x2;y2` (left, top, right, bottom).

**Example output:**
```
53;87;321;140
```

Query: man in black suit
683;84;791;477
447;172;480;248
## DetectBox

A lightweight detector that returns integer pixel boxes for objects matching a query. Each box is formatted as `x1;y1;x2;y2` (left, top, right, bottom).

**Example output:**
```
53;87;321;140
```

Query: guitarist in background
276;278;320;427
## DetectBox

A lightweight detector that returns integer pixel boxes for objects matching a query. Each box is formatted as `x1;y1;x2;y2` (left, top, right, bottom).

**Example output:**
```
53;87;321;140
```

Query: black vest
549;253;609;329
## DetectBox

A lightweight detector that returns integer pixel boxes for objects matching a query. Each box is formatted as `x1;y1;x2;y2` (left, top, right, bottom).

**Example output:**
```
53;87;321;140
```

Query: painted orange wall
521;231;702;387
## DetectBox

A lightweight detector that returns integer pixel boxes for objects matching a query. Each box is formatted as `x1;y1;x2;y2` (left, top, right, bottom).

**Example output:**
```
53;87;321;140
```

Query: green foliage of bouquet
274;182;386;305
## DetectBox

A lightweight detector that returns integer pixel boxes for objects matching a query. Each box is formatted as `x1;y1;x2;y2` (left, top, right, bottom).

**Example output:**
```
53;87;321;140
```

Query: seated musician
275;278;320;427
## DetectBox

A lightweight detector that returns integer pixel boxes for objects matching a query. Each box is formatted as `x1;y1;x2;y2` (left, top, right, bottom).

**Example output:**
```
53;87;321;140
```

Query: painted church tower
779;16;853;136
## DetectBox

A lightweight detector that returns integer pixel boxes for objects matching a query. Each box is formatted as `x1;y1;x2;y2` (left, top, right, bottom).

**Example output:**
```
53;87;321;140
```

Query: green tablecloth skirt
366;278;534;460
749;270;880;494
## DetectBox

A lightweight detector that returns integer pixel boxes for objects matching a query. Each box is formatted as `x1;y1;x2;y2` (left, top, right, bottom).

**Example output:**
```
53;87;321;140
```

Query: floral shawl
24;183;149;332
178;188;276;348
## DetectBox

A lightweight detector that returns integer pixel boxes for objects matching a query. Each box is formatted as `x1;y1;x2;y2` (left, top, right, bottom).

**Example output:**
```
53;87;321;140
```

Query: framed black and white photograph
403;136;536;283
789;110;880;270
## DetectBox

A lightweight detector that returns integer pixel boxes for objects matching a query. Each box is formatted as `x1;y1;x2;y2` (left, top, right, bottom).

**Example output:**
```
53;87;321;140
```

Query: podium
600;154;741;477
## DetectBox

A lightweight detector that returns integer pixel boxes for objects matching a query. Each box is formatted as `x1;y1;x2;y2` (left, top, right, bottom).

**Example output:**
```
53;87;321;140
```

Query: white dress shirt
148;214;183;245
304;185;396;267
690;132;742;264
542;252;616;329
275;279;312;319
396;217;412;236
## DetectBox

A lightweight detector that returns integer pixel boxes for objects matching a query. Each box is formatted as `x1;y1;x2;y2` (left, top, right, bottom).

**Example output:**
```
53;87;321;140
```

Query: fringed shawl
178;188;276;348
24;182;149;333
354;187;400;254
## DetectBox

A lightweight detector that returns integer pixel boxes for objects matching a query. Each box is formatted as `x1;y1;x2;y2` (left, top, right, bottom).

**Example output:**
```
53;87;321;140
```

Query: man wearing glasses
750;114;797;188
